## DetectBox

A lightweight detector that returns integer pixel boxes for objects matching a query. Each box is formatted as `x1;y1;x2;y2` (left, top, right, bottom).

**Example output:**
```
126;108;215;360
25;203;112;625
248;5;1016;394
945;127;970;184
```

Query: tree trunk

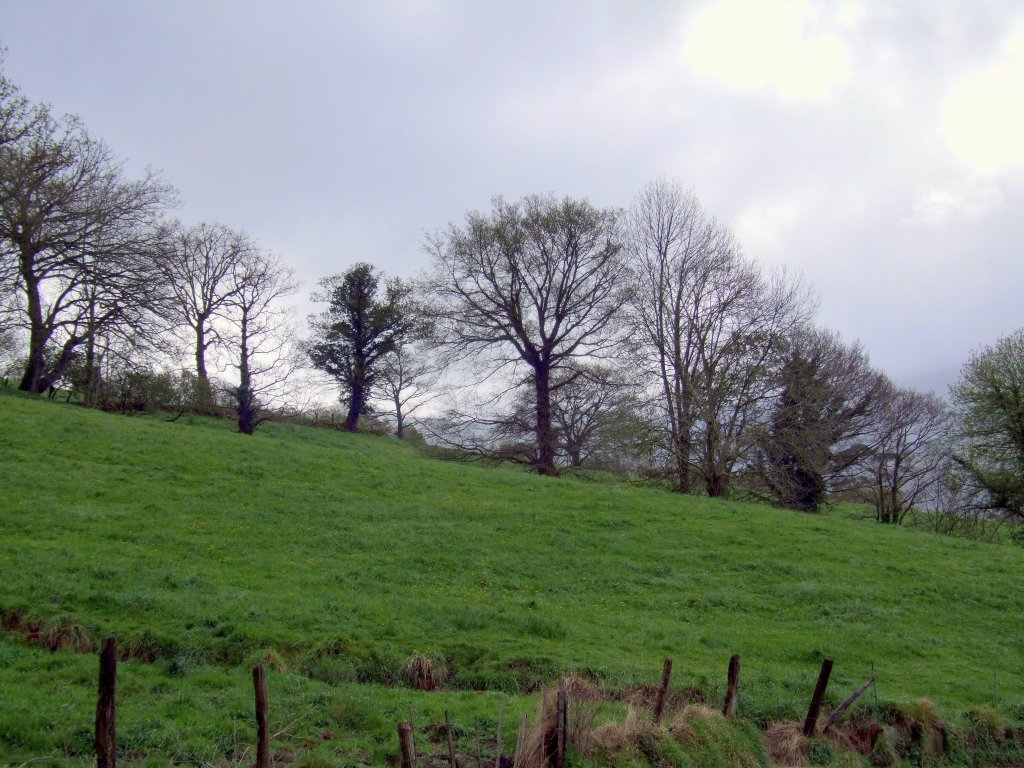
83;332;98;408
19;267;49;393
394;394;404;439
674;432;692;493
193;321;214;412
19;338;46;393
706;472;729;498
195;324;208;383
346;382;364;432
236;313;255;434
533;364;559;476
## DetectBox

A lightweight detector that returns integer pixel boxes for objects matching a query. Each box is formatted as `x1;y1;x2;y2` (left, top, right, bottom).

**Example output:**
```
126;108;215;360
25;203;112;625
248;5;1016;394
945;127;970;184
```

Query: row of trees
2;57;1021;527
304;186;1022;529
0;59;299;433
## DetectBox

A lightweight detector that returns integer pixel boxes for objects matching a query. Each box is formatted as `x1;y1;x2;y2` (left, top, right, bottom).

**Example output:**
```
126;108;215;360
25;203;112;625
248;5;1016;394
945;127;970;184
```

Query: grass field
0;389;1021;765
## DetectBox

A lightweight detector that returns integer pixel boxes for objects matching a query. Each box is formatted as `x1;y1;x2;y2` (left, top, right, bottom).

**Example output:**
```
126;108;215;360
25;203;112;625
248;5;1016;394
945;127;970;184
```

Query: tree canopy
308;263;414;432
951;328;1024;521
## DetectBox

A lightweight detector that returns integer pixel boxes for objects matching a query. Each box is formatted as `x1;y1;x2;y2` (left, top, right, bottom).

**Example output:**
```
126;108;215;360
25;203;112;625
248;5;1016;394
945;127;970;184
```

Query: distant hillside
0;390;1021;762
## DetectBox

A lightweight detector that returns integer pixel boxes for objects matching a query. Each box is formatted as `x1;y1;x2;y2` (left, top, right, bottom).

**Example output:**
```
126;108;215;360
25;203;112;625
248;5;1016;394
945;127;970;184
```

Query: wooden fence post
556;689;568;768
398;721;416;768
803;658;834;737
822;677;875;732
653;658;673;725
253;665;270;768
445;710;457;767
494;703;505;768
96;637;117;768
722;654;741;717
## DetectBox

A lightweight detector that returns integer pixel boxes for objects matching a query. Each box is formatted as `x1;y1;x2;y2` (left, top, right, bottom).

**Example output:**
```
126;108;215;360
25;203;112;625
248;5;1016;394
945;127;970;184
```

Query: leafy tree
951;329;1024;522
425;194;627;476
756;328;889;512
308;263;414;432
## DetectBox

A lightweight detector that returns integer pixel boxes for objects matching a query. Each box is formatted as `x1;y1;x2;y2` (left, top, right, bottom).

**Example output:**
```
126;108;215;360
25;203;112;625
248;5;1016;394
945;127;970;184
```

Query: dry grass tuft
764;720;810;767
256;648;287;672
967;706;1008;741
590;708;645;758
829;718;883;755
560;674;604;702
401;651;446;691
514;683;598;768
40;618;95;653
891;697;944;735
619;683;705;721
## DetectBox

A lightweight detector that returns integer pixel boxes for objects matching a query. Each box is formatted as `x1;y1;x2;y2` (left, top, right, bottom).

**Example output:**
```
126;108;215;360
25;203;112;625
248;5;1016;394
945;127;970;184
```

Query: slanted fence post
722;654;741;717
653;658;673;725
803;658;834;737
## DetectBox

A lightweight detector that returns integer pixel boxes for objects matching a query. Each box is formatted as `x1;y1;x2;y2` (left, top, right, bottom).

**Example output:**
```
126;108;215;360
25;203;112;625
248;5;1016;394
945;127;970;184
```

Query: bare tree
425;194;628;476
490;363;643;468
628;181;719;491
0;104;175;394
374;337;443;439
160;222;251;406
0;53;40;150
222;248;298;434
691;267;814;497
628;180;813;495
869;388;951;524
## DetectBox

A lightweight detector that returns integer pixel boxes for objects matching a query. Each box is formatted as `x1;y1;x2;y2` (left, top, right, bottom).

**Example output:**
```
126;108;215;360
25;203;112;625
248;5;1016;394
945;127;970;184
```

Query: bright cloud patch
909;182;1004;225
941;20;1024;174
735;192;813;258
682;0;852;101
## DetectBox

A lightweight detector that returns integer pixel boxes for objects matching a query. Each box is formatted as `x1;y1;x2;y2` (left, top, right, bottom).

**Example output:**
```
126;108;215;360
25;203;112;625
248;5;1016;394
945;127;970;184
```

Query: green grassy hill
0;390;1021;765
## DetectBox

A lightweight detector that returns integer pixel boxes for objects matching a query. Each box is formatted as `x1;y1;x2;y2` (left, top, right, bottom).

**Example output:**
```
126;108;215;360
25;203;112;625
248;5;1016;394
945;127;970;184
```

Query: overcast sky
2;0;1022;392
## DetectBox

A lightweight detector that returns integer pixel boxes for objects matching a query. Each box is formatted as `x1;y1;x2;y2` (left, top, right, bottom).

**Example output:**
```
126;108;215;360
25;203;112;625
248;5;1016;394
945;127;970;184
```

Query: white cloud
681;0;853;101
734;191;815;259
908;180;1005;225
941;18;1024;175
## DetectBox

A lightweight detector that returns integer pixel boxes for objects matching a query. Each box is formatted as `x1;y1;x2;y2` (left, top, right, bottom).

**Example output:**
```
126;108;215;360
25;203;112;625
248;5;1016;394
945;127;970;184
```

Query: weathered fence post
398;721;416;768
96;637;117;768
494;703;505;768
722;654;741;717
822;677;875;732
653;658;673;725
803;657;834;737
445;709;457;767
556;689;568;768
253;665;270;768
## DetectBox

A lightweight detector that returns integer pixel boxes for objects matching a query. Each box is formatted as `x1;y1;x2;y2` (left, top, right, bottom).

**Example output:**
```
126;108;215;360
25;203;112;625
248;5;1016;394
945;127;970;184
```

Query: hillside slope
0;391;1021;761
